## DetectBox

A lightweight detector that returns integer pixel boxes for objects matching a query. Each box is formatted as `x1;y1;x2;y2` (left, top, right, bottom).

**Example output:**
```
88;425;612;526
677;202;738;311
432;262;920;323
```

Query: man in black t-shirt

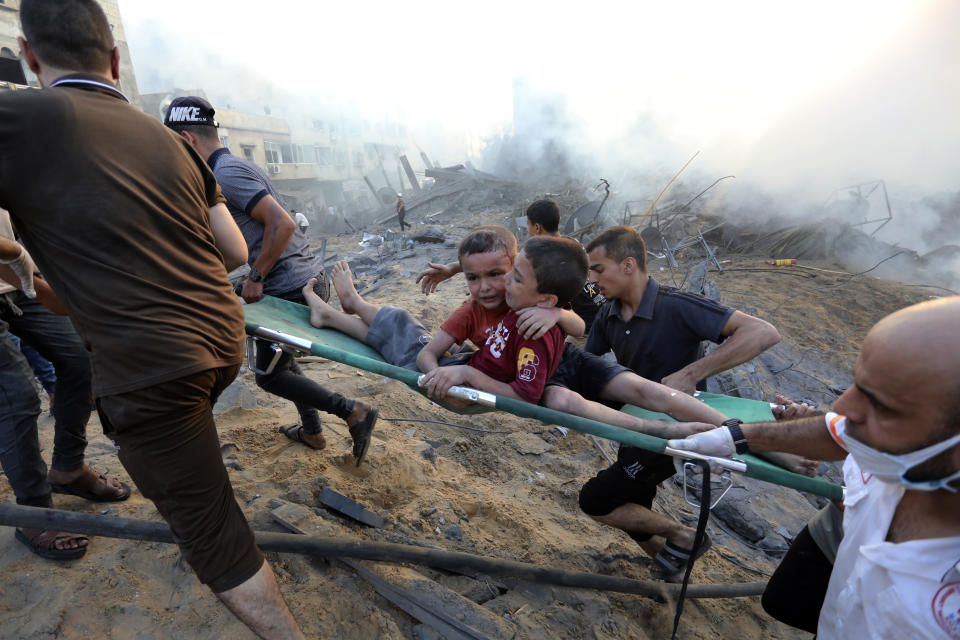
416;202;728;439
578;225;781;580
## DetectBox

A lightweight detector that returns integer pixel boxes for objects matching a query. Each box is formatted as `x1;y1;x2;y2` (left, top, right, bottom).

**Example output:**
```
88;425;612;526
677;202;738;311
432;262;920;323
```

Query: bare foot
758;451;819;476
331;261;362;315
302;277;336;328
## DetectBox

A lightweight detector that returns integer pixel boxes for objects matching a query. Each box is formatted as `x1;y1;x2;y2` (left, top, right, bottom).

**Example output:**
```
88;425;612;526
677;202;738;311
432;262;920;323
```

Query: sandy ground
0;210;942;639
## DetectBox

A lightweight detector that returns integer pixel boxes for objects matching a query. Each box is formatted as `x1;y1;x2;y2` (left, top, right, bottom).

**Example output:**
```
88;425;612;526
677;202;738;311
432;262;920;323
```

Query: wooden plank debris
270;500;516;640
318;487;386;528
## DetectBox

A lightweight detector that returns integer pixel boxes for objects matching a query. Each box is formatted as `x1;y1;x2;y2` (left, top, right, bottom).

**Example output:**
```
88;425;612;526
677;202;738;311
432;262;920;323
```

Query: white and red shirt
467;310;564;404
819;413;960;639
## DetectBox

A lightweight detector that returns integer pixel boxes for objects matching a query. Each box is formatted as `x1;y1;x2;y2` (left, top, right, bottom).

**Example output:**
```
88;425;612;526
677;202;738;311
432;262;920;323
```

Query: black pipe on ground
0;504;765;599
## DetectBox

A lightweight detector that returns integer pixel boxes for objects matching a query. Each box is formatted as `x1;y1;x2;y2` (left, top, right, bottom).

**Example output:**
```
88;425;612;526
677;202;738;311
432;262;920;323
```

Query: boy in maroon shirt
419;235;587;404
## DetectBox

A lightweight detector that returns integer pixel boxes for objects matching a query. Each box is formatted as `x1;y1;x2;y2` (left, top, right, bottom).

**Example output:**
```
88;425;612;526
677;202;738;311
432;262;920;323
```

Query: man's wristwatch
248;267;265;283
722;418;749;454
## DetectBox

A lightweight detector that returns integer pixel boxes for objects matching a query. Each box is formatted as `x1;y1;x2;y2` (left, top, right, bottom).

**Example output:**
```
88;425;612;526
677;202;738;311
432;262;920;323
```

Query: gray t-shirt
208;148;319;296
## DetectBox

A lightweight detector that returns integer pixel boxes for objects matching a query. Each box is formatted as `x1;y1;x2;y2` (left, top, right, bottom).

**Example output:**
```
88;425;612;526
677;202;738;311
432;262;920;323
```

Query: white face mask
842;428;960;492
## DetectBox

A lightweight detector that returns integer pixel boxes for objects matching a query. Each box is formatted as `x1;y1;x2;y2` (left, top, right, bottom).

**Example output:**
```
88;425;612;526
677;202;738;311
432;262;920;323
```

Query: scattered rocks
507;432;553;455
443;525;463;541
212;378;257;415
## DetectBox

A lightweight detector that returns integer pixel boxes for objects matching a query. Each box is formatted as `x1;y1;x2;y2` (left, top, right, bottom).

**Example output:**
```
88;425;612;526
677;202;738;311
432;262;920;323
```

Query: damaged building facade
0;0;140;103
141;89;433;230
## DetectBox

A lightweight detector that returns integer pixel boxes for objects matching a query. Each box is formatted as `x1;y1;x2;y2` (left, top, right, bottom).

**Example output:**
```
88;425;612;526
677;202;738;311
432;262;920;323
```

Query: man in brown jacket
0;1;304;637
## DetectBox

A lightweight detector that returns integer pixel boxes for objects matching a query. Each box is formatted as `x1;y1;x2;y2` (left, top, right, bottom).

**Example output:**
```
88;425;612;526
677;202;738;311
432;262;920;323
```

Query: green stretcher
244;296;843;501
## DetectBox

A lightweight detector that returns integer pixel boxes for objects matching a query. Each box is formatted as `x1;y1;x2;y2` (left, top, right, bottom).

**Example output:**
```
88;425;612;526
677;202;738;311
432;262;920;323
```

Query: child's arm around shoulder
515;306;585;340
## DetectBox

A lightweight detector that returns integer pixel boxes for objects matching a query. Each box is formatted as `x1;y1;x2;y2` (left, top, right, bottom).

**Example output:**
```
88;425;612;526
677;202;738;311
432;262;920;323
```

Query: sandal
348;406;378;467
278;424;327;450
50;466;131;503
15;528;88;560
653;534;712;582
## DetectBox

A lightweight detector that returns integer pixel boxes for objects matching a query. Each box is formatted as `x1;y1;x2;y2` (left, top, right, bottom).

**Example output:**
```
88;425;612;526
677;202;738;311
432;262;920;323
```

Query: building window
291;143;313;164
241;145;256;162
264;140;292;164
0;48;26;84
219;135;230;149
264;141;282;164
314;146;332;166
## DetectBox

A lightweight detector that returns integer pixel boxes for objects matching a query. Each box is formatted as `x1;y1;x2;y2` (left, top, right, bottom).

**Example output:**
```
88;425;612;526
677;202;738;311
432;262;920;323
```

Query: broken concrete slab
213;377;257;415
410;233;445;244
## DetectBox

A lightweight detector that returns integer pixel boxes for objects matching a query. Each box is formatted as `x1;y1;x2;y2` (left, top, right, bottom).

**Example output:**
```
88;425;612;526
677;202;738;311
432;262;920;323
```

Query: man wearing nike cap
668;296;960;639
165;96;379;462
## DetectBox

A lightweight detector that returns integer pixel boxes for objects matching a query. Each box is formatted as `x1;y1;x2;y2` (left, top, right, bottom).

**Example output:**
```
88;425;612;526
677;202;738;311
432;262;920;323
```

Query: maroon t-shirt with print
467;310;565;404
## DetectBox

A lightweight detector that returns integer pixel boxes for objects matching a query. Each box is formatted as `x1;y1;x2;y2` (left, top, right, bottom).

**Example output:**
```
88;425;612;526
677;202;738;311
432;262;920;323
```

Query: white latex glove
667;426;735;457
0;246;37;299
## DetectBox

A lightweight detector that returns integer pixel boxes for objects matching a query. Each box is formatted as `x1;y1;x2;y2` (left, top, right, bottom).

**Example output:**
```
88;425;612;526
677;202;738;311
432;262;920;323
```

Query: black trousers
253;288;354;433
761;525;833;633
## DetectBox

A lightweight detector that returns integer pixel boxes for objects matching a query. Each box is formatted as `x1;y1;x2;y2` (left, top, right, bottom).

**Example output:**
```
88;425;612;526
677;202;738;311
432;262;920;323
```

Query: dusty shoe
347;402;378;466
278;424;327;450
16;528;88;560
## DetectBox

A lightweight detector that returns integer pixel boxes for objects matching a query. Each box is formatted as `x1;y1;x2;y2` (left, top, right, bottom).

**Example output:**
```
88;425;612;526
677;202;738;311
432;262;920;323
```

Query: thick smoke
125;1;960;268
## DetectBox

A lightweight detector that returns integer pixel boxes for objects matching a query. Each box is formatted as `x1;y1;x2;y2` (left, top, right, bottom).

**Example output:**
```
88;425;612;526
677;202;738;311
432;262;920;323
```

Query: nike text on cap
164;96;219;129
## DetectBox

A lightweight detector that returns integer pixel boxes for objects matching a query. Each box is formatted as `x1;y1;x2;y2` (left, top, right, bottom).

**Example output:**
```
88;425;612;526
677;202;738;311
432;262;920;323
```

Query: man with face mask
668;296;960;639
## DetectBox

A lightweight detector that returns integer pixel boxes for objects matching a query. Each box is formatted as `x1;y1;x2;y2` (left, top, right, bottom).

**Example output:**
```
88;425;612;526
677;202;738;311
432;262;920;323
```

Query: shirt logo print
485;322;509;359
516;347;539;382
932;582;960;639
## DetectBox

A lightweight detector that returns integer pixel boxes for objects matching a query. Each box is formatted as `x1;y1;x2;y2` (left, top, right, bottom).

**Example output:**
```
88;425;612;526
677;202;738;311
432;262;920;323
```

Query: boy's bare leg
216;561;306;640
756;450;819;476
330;261;382;326
598;375;818;474
600;372;727;425
541;386;715;439
301;278;371;342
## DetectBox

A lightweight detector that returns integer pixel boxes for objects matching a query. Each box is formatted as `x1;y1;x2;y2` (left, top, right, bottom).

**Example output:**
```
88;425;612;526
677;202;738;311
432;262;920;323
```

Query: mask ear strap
904;468;960;493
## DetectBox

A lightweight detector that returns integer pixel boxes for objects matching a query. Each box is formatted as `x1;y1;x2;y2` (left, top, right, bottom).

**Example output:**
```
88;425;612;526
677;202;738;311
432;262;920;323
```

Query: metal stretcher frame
244;296;844;501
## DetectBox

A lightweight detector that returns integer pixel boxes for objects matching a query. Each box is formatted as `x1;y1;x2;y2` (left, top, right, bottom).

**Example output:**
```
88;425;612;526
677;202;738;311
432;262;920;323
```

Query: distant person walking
396;193;409;231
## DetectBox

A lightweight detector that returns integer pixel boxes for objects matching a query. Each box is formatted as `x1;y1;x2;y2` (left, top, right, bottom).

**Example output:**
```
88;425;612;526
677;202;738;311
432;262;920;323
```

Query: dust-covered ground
0;207;944;639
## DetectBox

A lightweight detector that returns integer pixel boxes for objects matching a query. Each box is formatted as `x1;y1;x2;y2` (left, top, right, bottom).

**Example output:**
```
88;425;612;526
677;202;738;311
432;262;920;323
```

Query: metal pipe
0;504;766;600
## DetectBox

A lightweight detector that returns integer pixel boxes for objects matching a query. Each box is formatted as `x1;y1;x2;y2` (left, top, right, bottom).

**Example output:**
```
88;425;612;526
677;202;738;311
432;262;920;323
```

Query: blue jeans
0;317;51;507
10;333;57;393
0;292;92;485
